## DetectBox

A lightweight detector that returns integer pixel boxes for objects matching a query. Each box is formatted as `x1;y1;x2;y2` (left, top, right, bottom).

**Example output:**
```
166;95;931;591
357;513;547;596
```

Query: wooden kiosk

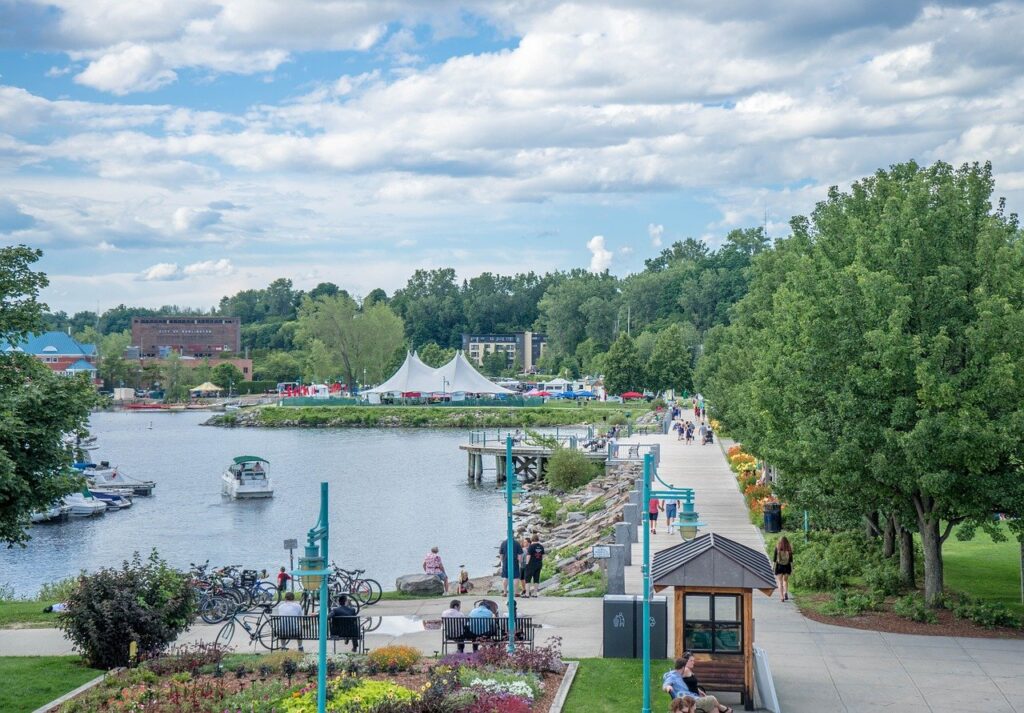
652;532;776;710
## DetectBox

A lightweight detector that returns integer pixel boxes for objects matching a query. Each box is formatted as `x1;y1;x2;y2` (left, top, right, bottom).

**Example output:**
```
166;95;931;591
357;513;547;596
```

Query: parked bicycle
215;603;275;650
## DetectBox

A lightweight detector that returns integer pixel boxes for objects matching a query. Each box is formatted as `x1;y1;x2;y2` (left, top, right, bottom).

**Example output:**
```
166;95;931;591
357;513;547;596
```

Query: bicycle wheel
215;618;236;648
361;616;381;633
251;582;277;606
199;597;227;624
358;578;382;605
256;619;275;650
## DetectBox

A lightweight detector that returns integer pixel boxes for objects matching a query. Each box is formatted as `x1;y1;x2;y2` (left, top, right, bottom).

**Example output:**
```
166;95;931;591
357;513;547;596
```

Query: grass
562;658;673;713
0;600;58;628
942;524;1024;615
377;590;448;601
0;656;103;711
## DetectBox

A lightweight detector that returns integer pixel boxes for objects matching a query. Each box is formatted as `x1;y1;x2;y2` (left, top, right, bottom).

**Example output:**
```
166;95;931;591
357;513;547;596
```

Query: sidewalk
621;429;1024;713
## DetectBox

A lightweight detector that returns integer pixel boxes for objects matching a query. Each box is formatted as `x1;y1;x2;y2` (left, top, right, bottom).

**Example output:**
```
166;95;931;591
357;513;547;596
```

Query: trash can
634;596;668;660
602;595;636;658
763;501;782;533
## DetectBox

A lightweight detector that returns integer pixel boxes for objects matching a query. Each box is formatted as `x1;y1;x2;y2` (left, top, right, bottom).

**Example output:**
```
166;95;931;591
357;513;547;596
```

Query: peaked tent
366;351;449;394
190;381;223;394
434;351;517;395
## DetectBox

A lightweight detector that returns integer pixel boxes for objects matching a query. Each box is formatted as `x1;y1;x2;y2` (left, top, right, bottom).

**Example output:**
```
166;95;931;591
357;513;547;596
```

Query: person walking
773;536;793;601
523;534;545;597
648;497;662;535
423;546;449;594
275;566;291;601
664;498;678;534
498;536;524;596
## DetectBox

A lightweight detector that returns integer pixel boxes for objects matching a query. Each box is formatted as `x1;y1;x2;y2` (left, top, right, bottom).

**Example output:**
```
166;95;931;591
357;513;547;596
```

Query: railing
608;442;661;465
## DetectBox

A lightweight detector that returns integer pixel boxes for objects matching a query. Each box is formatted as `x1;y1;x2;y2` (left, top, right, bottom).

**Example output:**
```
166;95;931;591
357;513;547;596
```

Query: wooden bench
270;614;366;653
441;616;535;654
692;656;749;710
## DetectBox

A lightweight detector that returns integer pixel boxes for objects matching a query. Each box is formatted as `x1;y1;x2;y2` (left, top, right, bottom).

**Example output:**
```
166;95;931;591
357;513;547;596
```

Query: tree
0;246;97;545
698;161;1024;605
647;324;694;394
213;362;245;391
390;268;465;348
295;294;405;389
97;330;132;387
603;333;643;395
418;341;455;368
254;351;301;383
536;269;620;356
161;352;190;401
308;282;341;301
303;339;337;383
481;348;508;376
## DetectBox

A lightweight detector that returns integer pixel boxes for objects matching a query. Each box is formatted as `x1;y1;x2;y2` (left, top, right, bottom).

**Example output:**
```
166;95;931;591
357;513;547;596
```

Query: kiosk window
684;594;742;653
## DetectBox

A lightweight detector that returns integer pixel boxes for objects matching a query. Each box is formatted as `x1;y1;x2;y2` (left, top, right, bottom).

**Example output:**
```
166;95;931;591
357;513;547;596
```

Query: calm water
0;412;525;598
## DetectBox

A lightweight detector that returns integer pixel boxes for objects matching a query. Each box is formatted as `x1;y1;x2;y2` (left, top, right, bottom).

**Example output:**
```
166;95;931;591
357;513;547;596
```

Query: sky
2;1;1024;314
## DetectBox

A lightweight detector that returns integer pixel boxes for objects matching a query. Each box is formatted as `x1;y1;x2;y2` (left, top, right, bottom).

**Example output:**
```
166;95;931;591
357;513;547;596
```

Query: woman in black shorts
773;536;793;601
523;534;545;597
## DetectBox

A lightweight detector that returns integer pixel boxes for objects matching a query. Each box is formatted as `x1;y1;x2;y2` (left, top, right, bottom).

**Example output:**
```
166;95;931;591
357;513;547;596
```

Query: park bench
441;615;535;654
691;657;748;708
270;614;366;653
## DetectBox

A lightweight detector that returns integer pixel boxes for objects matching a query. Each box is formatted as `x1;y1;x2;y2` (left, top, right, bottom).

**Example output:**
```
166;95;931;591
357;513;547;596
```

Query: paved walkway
6;428;1024;712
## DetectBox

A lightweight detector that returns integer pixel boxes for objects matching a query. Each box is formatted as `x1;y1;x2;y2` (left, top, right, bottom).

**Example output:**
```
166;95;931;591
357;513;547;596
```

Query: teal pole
505;435;516;652
641;453;652;713
318;482;329;713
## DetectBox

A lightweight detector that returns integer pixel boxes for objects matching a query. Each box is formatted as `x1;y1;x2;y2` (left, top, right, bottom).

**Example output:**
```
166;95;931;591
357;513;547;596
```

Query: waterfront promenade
6;429;1024;711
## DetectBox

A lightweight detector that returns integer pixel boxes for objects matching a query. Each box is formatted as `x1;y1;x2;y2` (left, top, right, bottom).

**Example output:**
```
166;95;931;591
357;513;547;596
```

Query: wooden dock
459;442;607;483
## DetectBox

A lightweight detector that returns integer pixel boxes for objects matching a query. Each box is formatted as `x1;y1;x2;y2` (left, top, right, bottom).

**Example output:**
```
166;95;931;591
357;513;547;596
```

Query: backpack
776;549;791;566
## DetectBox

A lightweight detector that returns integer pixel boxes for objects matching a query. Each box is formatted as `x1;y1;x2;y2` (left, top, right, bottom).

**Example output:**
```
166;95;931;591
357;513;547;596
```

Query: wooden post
674;587;684;658
742;590;754;710
475;453;483;481
496;455;506;484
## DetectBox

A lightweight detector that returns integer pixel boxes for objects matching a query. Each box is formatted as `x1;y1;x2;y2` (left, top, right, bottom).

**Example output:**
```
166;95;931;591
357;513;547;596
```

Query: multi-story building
1;331;98;380
132;316;241;358
461;331;546;372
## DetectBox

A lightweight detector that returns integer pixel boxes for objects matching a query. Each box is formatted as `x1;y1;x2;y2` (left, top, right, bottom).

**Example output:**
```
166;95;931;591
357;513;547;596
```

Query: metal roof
2;331;96;357
652;532;776;591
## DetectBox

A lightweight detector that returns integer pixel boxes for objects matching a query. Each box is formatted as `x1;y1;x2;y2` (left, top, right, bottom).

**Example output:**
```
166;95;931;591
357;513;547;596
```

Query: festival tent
621;391;644;400
543;377;572;392
364;352;440;394
433;351;517;395
189;381;223;396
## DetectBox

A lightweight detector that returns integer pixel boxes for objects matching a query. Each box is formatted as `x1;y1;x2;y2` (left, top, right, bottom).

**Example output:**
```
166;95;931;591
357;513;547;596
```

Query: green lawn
943;524;1024;614
562;658;673;713
0;657;103;712
0;600;58;628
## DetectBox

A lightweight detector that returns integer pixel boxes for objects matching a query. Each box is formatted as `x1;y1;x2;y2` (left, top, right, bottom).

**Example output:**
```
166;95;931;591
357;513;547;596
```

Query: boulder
395;573;445;595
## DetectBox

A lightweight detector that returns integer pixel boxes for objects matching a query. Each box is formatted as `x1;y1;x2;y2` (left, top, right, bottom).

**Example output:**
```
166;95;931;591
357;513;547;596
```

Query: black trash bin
764;501;782;533
602;595;636;658
634;596;668;660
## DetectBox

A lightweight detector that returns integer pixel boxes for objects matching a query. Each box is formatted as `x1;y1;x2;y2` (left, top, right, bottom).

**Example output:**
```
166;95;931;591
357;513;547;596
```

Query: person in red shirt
276;566;291;600
649;498;663;534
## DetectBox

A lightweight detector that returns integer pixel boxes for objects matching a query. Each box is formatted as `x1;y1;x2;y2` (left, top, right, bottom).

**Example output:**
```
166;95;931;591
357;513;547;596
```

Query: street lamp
640;453;702;713
442;376;450;397
504;435;523;652
293;482;331;713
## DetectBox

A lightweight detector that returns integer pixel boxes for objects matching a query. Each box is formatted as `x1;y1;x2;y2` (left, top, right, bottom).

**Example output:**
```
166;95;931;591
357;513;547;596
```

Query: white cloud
138;262;183;281
74;44;177;95
96;240;119;251
619;246;633;254
397;238;417;248
587;235;613;272
183;258;234;276
173;207;222;232
648;223;664;247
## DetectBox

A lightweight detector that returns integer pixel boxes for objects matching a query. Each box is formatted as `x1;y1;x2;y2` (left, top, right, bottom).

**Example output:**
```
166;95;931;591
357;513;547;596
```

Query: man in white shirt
442;599;474;652
273;591;305;651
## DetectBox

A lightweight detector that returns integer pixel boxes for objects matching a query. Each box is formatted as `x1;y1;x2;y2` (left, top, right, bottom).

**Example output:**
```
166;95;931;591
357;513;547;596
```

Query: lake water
0;411;539;598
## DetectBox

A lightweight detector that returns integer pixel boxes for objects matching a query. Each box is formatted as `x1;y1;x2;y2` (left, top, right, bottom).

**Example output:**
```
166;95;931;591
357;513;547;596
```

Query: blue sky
2;1;1023;313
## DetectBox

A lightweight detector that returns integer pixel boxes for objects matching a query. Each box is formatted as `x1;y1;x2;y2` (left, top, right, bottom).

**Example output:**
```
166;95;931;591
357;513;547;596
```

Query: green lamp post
293;482;331;713
504;435;523;652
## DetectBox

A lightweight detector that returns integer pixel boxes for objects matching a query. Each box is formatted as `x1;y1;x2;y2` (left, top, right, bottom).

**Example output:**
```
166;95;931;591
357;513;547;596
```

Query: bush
821;589;881;616
951;597;1021;629
893;594;937;624
607;413;627;426
142;642;226;675
58;550;196;668
460;668;542;700
38;575;81;602
545;448;600;490
863;563;904;597
367;644;421;672
282;677;417;712
538;495;562;525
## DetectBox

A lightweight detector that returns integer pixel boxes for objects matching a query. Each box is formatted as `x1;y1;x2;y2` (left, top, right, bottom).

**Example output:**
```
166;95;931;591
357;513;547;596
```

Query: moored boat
222;456;273;499
76;461;156;496
64;490;107;517
30;503;71;523
90;490;133;510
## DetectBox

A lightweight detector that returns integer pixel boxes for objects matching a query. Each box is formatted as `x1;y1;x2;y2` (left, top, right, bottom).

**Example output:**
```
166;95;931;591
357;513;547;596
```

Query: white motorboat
222;456;273;499
30;504;71;523
91;490;133;510
82;461;156;496
64;490;107;517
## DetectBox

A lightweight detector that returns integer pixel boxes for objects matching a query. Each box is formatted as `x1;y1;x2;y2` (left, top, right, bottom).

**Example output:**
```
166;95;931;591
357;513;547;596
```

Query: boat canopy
233;455;270;464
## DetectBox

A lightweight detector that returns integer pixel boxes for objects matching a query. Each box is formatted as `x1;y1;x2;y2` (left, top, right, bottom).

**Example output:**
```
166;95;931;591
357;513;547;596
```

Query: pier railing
608;442;661;465
467;426;596;448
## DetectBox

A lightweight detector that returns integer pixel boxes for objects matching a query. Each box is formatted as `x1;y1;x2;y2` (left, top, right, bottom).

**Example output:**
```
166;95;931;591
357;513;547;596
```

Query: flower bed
50;640;566;713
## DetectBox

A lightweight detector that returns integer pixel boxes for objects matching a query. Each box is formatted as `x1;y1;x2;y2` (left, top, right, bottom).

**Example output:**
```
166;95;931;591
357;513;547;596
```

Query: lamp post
640;453;702;713
504;435;522;652
442;376;450;398
293;482;330;713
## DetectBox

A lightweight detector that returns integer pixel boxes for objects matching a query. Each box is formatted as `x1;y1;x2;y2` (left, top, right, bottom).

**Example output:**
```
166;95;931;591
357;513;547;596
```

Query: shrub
460;668;542;700
538;495;562;525
607;413;627;426
726;444;744;457
951;598;1021;629
545;448;600;491
38;575;81;602
59;550;196;668
282;677;417;712
583;497;606;515
466;692;532;713
863;563;904;597
142;642;226;675
469;637;564;673
367;644;421;672
822;589;881;617
893;594;937;624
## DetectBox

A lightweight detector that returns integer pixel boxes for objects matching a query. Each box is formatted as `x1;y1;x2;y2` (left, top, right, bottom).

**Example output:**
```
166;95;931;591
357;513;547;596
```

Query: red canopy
535;391;552;397
402;391;422;398
621;391;644;399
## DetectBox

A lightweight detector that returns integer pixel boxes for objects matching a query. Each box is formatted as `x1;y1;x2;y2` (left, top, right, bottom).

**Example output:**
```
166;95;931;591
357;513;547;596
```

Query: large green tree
647;324;695;394
699;161;1024;604
0;246;98;545
602;333;643;395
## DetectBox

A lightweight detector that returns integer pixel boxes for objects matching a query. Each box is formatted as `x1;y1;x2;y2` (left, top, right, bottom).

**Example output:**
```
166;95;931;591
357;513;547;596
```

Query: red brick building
132;316;241;358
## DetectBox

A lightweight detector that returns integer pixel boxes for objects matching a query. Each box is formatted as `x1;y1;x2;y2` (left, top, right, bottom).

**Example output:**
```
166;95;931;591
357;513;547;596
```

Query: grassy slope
943;524;1023;614
0;657;102;712
562;658;673;713
0;600;58;628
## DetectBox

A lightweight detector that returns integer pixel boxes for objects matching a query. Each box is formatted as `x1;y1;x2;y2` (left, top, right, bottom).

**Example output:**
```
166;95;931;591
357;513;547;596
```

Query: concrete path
621;427;1024;713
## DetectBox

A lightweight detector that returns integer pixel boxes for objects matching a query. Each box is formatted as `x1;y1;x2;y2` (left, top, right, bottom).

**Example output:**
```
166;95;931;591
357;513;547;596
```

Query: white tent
434;351;517;395
365;352;440;394
365;350;515;395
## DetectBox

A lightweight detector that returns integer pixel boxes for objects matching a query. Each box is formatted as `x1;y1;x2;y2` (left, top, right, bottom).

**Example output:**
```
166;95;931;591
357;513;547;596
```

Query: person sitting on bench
328;594;360;652
662;656;732;713
273;591;304;652
442;599;477;652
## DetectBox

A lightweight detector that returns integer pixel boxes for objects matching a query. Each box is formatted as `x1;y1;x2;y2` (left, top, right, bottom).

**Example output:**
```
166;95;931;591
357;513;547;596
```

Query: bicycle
329;565;382;606
215;603;275;650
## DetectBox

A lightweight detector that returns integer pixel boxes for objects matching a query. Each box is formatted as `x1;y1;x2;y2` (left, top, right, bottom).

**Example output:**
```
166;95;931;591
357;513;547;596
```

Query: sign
592;545;611;559
283;538;298;550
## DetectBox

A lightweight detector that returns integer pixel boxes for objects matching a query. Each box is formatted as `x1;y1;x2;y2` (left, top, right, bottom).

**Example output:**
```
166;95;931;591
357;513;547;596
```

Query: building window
683;594;742;653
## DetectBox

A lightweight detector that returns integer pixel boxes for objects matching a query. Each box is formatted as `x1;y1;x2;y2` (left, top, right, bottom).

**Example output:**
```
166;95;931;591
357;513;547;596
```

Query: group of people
647;496;681;535
663;654;734;713
440;598;514;652
498;533;546;597
421;546;472;595
270;590;360;653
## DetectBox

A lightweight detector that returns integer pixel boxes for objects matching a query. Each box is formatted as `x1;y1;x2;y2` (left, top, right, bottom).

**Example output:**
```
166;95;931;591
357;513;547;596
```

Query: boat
222;456;273;499
64;490;107;517
90;490;133;510
77;461;156;496
30;503;71;523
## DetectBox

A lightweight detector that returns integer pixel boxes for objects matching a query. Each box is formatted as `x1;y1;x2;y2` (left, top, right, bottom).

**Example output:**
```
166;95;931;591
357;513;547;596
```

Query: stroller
702;430;714;445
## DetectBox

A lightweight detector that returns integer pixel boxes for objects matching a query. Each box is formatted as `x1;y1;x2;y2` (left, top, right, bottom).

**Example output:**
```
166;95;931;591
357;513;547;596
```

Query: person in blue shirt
662;657;731;713
467;600;495;637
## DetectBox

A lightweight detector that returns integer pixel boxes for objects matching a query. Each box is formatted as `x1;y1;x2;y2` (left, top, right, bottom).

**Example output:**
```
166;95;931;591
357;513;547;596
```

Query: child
458;565;473;594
